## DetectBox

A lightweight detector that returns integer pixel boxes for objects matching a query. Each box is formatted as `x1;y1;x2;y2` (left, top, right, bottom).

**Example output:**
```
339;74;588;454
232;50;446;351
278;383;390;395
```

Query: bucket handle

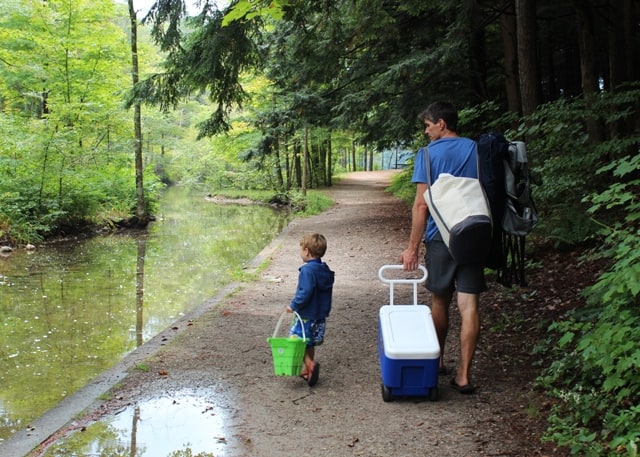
272;310;306;341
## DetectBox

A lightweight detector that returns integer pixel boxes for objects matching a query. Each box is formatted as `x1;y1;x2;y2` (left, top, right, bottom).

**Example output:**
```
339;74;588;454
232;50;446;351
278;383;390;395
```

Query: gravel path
19;170;565;457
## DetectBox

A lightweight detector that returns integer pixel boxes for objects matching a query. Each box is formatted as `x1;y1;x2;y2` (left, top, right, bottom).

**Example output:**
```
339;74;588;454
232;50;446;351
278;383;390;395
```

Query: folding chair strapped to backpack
478;133;539;287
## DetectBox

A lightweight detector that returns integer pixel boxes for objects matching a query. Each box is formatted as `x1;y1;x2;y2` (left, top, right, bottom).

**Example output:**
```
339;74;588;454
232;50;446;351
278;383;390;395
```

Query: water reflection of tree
41;420;140;456
136;237;147;348
130;405;140;457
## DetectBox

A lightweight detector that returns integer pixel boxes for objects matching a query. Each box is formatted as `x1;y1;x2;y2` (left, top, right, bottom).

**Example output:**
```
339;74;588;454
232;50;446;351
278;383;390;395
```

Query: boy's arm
288;267;314;312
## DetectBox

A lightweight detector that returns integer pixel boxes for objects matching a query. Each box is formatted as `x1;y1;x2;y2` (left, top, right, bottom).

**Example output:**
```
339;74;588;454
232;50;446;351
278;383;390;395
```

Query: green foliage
222;0;289;25
535;84;640;456
509;87;640;247
458;100;519;139
141;2;262;136
0;1;171;243
263;189;334;214
386;168;417;207
538;299;640;456
0;194;50;244
204;187;333;216
299;190;334;215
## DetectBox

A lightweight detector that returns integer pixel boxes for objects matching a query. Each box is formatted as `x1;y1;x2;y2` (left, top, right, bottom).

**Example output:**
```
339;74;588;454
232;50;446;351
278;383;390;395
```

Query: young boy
286;233;335;387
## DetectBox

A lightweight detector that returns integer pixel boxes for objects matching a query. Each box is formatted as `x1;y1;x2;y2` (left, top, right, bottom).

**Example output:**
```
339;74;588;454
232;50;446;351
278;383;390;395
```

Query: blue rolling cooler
377;265;440;402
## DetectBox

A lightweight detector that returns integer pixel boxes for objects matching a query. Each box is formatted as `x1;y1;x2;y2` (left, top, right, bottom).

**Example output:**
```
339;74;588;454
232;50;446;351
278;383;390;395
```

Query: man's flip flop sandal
450;378;476;394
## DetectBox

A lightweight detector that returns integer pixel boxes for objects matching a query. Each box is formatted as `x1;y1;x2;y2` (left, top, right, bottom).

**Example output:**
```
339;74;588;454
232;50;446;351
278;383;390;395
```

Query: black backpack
477;132;538;286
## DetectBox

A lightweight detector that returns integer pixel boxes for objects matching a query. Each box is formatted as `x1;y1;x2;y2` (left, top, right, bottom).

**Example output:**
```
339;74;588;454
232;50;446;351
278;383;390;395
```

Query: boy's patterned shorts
289;317;326;347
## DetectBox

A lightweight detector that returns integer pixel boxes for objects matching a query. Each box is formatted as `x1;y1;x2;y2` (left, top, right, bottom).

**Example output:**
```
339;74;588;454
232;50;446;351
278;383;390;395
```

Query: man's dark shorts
425;236;487;295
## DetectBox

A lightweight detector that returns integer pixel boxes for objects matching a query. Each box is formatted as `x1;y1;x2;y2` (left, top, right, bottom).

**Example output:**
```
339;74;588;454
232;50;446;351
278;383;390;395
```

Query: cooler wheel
381;383;392;402
429;387;439;402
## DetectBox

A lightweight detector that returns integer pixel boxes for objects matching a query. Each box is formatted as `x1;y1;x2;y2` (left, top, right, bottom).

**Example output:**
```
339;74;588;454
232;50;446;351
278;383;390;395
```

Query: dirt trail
27;170;566;457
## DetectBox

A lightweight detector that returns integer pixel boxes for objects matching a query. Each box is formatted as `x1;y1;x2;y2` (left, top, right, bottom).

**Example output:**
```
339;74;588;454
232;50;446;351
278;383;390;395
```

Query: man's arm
399;182;429;271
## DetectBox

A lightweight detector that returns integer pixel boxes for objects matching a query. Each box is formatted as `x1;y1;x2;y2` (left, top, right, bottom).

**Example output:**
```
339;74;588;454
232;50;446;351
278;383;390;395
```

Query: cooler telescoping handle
378;264;428;306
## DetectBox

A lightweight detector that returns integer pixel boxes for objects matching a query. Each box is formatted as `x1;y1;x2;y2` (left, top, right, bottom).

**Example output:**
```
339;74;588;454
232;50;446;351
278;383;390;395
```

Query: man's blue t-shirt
412;136;478;242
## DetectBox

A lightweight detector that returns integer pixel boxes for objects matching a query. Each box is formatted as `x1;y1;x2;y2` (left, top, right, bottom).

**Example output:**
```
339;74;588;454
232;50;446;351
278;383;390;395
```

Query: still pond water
0;186;292;443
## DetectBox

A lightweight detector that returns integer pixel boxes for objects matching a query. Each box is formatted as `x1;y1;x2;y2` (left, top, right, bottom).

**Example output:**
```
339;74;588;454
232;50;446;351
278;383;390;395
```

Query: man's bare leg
454;291;480;388
430;292;452;371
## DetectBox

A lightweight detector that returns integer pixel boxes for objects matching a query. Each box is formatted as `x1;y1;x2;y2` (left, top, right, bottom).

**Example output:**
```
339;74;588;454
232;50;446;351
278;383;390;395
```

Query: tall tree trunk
293;139;302;189
273;136;284;191
351;141;356;172
128;0;148;226
319;138;328;185
608;0;626;90
500;1;521;115
515;0;540;116
538;22;557;102
573;0;599;94
607;0;629;140
467;0;487;101
622;0;640;133
308;141;317;188
302;126;308;196
623;0;639;82
608;0;639;85
284;140;292;190
327;130;332;187
573;0;605;143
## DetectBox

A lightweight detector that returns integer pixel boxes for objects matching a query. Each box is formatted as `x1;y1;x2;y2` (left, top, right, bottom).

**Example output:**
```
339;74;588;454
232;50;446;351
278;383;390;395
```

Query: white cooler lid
379;305;440;359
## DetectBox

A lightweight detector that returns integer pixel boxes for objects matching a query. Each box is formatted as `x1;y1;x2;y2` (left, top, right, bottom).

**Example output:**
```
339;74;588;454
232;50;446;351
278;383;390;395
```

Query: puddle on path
41;392;229;456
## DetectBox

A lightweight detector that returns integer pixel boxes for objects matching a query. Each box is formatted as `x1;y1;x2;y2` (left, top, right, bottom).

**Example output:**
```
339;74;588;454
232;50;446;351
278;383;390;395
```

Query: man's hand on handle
399;248;420;271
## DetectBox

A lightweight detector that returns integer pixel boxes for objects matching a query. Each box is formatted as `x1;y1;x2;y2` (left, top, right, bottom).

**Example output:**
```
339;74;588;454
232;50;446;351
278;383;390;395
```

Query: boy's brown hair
300;233;327;258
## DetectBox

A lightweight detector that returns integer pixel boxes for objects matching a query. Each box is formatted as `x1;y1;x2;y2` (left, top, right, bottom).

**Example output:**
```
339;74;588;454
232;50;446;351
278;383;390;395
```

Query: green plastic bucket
267;311;308;376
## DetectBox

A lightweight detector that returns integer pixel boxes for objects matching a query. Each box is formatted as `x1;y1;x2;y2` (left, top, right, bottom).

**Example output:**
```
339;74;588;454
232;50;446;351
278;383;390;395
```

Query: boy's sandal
308;362;320;387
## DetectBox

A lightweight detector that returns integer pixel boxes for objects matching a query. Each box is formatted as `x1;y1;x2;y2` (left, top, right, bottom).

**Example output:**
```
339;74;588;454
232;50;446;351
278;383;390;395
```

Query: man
399;101;486;394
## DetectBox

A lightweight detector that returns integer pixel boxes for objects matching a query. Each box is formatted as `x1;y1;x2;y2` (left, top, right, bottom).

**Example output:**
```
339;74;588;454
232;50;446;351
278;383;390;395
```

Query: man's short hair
418;101;459;132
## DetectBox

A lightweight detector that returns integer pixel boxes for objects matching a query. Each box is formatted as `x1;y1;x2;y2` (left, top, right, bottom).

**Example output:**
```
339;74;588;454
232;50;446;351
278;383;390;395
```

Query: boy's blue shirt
289;259;335;320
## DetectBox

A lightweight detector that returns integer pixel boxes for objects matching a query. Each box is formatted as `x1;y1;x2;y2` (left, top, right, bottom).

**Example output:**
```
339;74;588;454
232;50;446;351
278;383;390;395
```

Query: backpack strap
425;147;431;186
